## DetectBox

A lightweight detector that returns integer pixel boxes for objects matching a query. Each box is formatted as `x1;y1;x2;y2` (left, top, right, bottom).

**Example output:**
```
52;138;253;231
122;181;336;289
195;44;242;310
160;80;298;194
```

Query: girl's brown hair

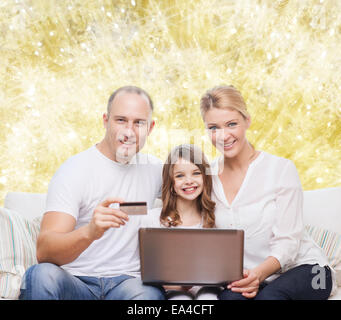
160;144;216;228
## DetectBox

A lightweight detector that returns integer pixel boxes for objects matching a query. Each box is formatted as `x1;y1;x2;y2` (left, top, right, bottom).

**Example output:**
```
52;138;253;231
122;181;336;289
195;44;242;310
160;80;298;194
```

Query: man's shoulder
55;146;96;175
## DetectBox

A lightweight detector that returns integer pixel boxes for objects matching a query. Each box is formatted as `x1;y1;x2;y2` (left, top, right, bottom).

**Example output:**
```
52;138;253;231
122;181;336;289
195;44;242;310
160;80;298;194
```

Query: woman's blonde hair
160;144;216;228
200;85;250;119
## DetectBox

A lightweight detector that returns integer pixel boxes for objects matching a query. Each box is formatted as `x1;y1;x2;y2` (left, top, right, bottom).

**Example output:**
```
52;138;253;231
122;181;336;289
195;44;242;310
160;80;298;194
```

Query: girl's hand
181;286;193;291
227;269;261;299
163;285;192;291
163;285;183;291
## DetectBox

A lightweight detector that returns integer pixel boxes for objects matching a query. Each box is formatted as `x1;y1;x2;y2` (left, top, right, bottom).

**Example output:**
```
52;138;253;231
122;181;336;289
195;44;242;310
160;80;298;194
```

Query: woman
143;144;222;299
200;85;336;300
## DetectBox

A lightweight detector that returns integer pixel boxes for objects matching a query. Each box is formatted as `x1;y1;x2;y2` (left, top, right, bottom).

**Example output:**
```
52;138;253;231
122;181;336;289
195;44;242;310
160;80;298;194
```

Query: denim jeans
219;264;333;300
19;263;165;300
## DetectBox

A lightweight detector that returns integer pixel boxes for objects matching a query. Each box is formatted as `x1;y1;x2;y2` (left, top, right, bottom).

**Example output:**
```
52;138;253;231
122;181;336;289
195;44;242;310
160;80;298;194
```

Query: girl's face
172;158;204;201
203;107;251;159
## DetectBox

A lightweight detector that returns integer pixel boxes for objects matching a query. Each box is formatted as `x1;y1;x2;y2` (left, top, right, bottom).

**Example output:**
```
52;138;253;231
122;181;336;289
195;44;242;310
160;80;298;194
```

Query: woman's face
172;158;204;201
203;107;251;159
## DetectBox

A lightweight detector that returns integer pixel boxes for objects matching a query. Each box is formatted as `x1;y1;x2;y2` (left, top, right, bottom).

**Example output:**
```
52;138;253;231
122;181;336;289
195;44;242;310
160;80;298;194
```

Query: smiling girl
143;144;221;299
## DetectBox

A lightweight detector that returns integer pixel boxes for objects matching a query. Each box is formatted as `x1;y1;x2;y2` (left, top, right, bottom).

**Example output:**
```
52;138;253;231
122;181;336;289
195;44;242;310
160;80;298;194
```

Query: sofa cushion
302;187;341;290
4;193;46;221
303;187;341;234
305;225;341;287
305;225;341;268
0;208;41;299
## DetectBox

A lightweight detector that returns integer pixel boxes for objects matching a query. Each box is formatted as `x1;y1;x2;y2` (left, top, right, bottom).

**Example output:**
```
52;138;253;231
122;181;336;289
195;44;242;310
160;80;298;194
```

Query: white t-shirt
45;145;163;277
211;151;337;293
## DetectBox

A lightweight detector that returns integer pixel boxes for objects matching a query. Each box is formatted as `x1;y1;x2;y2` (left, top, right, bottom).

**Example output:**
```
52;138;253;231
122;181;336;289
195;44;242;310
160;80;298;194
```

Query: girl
200;85;336;300
143;144;221;299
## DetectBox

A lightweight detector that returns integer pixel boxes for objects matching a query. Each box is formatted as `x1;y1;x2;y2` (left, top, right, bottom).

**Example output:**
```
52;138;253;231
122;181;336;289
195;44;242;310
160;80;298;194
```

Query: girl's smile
173;159;204;201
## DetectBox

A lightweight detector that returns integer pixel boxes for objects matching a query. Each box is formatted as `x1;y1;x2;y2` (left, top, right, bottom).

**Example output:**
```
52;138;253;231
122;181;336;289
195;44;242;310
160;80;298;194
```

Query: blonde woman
200;85;336;300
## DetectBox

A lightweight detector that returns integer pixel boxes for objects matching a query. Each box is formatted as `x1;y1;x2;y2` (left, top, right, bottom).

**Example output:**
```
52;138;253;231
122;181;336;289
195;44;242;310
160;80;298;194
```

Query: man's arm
36;198;129;266
36;212;92;266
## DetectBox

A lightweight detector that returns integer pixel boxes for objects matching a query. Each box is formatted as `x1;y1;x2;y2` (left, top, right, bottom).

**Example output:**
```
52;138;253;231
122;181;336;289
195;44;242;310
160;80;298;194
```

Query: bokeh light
1;0;340;205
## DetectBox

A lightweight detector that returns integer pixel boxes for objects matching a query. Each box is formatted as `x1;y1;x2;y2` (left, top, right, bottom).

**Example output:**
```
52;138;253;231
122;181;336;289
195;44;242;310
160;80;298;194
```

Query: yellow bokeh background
1;0;340;205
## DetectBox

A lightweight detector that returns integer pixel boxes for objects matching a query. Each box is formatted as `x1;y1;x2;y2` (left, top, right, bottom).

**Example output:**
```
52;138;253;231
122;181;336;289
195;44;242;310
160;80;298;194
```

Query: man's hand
86;197;129;241
227;269;261;299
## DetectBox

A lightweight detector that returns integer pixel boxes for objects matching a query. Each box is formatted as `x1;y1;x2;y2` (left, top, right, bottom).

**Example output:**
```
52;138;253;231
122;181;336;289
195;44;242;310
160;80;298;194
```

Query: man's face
103;92;154;162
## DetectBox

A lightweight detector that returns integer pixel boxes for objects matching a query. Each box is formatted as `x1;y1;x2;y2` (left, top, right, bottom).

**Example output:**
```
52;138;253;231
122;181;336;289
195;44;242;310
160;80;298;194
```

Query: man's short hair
107;86;154;115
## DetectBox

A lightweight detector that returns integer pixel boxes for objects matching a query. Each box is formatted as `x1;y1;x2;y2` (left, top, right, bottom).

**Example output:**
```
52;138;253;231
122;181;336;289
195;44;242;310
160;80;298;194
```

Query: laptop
139;228;244;286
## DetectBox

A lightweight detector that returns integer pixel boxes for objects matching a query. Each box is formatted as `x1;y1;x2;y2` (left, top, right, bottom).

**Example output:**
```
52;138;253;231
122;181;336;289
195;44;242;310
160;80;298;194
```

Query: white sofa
1;187;341;300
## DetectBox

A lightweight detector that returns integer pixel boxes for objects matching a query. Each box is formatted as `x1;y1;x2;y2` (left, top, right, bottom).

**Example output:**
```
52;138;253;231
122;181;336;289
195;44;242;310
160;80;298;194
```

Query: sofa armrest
4;192;46;221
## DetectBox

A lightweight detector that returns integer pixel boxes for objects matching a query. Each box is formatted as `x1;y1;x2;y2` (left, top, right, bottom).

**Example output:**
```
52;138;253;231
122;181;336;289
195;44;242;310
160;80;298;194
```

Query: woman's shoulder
209;151;293;169
257;150;294;168
258;151;300;185
209;151;296;176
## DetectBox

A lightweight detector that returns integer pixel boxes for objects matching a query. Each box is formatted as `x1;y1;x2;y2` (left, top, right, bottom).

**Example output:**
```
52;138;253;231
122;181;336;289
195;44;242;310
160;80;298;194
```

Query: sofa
1;187;341;300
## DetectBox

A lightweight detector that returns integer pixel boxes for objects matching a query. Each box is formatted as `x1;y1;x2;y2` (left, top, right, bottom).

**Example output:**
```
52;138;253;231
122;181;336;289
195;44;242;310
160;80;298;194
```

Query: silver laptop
139;228;244;286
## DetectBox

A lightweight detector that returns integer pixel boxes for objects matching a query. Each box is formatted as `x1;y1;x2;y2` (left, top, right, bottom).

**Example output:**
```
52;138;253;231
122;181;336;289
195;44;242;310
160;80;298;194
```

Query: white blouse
211;151;337;291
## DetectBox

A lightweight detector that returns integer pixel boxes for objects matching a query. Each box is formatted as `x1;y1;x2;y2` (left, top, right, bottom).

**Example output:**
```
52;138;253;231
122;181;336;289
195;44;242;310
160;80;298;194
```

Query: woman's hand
227;257;281;298
227;269;261;299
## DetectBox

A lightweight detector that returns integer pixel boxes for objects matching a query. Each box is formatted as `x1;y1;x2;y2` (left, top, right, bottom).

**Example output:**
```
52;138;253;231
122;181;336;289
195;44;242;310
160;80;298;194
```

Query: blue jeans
219;264;333;300
19;263;165;300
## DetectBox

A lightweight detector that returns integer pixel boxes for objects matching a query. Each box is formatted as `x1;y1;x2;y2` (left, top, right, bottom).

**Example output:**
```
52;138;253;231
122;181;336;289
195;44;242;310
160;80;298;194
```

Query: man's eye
135;121;146;126
116;118;125;123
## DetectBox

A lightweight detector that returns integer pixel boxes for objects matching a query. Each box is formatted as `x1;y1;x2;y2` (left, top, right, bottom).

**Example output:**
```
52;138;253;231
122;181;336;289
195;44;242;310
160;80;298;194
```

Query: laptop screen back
139;228;244;286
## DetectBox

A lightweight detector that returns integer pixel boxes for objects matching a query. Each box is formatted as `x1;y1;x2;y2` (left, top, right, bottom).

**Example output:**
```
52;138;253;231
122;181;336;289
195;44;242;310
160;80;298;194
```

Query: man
19;86;165;300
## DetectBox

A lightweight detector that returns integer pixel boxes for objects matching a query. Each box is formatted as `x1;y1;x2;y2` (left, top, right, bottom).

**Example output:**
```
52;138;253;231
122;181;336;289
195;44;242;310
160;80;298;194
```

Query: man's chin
115;147;138;163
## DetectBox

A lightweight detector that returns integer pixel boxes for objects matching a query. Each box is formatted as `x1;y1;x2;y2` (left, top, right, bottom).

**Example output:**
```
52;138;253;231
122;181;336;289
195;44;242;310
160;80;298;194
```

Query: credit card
109;202;147;215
